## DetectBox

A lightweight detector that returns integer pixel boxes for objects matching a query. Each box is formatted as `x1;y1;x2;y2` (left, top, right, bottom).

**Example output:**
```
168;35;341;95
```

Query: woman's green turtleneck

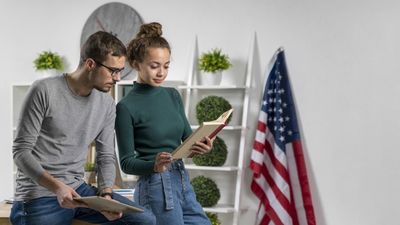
115;82;192;175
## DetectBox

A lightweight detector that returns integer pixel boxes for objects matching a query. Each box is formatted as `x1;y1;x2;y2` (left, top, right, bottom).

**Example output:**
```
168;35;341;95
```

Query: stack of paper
113;189;134;201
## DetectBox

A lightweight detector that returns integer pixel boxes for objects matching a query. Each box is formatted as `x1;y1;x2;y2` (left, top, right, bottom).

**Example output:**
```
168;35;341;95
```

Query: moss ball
196;96;232;124
193;136;227;166
191;176;220;207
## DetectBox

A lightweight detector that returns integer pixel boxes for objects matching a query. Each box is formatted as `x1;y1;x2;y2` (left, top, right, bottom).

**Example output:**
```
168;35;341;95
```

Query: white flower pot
198;71;222;86
84;171;96;184
37;69;59;78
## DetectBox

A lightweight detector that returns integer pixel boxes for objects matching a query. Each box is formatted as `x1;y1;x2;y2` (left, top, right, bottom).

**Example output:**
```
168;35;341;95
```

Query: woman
115;22;212;225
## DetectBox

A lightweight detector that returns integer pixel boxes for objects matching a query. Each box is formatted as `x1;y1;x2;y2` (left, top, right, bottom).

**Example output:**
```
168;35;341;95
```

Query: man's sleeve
95;99;117;191
12;81;48;183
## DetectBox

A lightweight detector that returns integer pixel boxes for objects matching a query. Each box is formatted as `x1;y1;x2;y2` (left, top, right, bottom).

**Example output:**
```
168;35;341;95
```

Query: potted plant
193;136;227;166
198;48;232;85
206;212;221;225
191;176;220;207
33;50;64;77
196;95;233;124
84;162;96;184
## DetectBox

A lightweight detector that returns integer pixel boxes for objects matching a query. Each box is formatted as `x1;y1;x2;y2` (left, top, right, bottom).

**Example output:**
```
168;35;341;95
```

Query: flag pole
277;46;284;53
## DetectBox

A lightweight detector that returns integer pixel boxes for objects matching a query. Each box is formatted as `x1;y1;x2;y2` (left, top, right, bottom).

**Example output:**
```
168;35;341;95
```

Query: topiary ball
191;176;220;207
206;212;221;225
193;136;227;166
196;96;232;124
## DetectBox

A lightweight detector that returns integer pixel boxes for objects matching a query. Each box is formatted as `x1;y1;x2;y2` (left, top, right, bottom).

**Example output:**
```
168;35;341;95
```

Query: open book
171;108;233;159
73;196;143;214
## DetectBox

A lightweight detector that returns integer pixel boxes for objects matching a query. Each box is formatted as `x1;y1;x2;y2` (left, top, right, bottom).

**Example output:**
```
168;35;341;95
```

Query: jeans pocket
10;201;25;225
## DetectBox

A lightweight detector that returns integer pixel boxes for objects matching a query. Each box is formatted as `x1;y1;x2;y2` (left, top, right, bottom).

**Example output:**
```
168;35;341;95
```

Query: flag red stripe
264;136;290;183
286;150;300;225
252;138;289;183
250;139;265;175
258;120;267;132
253;140;265;153
260;162;292;215
251;178;285;225
260;215;270;225
257;200;272;225
250;160;262;177
292;141;316;225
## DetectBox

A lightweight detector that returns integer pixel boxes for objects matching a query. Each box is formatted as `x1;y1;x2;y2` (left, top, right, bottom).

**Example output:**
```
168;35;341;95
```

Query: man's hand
100;194;123;221
154;152;173;173
39;171;86;209
54;182;85;209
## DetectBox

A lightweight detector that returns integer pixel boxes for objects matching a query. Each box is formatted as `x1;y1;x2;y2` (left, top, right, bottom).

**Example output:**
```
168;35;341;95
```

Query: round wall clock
81;2;143;80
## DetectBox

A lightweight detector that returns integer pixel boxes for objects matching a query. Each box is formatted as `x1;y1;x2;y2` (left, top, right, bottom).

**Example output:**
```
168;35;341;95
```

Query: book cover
73;196;143;214
171;108;233;159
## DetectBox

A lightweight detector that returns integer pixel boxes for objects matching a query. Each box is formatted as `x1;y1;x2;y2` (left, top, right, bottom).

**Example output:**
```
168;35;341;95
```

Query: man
11;31;155;225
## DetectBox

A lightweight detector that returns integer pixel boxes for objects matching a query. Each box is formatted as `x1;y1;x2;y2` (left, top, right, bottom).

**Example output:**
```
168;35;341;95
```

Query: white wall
1;0;400;224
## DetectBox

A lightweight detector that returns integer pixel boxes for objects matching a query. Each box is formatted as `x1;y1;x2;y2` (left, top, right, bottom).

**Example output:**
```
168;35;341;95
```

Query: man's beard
94;82;114;93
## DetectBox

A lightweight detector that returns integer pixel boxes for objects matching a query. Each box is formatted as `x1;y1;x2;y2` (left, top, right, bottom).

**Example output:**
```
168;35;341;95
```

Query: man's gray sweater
13;74;116;201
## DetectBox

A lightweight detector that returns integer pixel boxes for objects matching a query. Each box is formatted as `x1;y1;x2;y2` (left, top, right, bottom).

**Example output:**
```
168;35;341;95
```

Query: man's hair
79;31;127;67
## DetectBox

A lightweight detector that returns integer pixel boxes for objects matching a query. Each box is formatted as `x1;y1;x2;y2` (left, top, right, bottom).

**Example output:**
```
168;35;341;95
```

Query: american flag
250;48;316;225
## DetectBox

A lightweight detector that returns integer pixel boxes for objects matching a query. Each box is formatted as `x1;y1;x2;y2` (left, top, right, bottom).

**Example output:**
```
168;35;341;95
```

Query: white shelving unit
11;83;32;189
177;36;255;225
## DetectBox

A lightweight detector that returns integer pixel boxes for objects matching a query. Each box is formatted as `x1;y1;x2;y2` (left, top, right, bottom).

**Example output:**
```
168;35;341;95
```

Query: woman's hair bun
137;22;162;38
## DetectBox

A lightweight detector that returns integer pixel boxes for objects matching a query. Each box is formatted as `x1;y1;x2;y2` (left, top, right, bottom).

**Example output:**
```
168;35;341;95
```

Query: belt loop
160;172;174;210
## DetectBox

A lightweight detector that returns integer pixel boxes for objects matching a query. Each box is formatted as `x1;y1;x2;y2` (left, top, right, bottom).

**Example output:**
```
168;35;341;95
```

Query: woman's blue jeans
10;183;156;225
135;160;211;225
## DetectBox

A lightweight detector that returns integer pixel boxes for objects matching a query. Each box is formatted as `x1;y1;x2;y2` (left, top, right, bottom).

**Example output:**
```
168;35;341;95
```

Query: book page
171;108;233;159
74;196;143;214
172;123;224;159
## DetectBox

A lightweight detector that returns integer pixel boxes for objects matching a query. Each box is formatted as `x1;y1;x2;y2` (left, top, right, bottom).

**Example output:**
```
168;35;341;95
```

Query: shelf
180;35;255;225
190;125;244;130
121;175;138;182
117;80;185;86
184;164;238;171
203;204;235;213
178;85;246;90
12;82;32;86
115;80;135;85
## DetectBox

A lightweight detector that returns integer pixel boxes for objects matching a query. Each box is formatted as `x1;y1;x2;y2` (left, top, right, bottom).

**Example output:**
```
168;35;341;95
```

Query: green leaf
196;96;233;124
33;50;64;71
198;48;232;73
191;176;220;207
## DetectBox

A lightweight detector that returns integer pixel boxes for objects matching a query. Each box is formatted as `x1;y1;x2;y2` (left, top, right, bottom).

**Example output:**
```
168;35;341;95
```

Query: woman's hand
154;152;173;173
190;137;214;156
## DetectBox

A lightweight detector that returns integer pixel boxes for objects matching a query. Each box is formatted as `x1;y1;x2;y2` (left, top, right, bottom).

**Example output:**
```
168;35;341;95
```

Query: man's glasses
94;60;124;77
